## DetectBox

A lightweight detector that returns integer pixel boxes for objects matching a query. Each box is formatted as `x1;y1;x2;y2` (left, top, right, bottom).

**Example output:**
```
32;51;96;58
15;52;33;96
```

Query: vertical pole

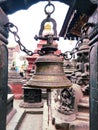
89;42;98;130
47;89;51;125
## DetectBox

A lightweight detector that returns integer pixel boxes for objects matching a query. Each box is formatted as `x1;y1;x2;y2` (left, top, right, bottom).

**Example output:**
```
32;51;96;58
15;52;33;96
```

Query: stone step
6;109;25;130
7;94;14;115
78;96;89;113
7;108;17;125
78;103;89;113
79;96;89;104
69;120;89;130
76;112;89;121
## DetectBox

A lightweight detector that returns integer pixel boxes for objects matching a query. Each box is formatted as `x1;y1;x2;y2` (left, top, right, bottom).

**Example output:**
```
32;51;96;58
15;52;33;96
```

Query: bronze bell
25;3;71;89
26;36;72;89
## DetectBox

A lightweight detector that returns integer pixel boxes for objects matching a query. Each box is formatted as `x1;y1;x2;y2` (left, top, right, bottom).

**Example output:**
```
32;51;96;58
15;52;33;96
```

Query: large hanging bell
26;45;72;89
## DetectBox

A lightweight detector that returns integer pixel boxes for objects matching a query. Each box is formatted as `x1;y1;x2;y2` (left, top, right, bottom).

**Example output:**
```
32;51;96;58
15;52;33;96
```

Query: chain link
4;22;38;56
59;40;81;60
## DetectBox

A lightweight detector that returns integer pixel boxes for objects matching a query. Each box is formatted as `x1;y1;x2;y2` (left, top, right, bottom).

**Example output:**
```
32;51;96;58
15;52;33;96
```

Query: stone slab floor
6;99;43;130
18;113;43;130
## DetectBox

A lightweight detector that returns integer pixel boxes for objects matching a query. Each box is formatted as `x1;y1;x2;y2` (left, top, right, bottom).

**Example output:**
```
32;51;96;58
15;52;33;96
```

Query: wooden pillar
88;7;98;130
0;7;9;130
90;42;98;130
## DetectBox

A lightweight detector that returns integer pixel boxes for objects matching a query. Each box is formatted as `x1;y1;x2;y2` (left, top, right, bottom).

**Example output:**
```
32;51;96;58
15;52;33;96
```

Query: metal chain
60;22;95;60
44;0;55;16
4;22;38;56
4;22;81;59
59;40;81;60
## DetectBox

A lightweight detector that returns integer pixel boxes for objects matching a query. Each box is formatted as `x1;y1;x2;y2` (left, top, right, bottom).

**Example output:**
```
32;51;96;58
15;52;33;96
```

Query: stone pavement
6;99;43;130
6;97;89;130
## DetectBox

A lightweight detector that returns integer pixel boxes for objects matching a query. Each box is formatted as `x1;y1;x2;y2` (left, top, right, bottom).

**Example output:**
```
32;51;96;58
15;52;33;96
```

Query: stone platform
6;96;89;130
7;94;17;124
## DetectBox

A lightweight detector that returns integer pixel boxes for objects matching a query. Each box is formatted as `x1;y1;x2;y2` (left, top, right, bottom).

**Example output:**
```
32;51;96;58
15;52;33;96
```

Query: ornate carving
55;87;75;114
70;14;88;37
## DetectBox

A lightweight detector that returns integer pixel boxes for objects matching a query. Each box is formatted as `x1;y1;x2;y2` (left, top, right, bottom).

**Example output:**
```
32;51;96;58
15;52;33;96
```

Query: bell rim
26;80;72;89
